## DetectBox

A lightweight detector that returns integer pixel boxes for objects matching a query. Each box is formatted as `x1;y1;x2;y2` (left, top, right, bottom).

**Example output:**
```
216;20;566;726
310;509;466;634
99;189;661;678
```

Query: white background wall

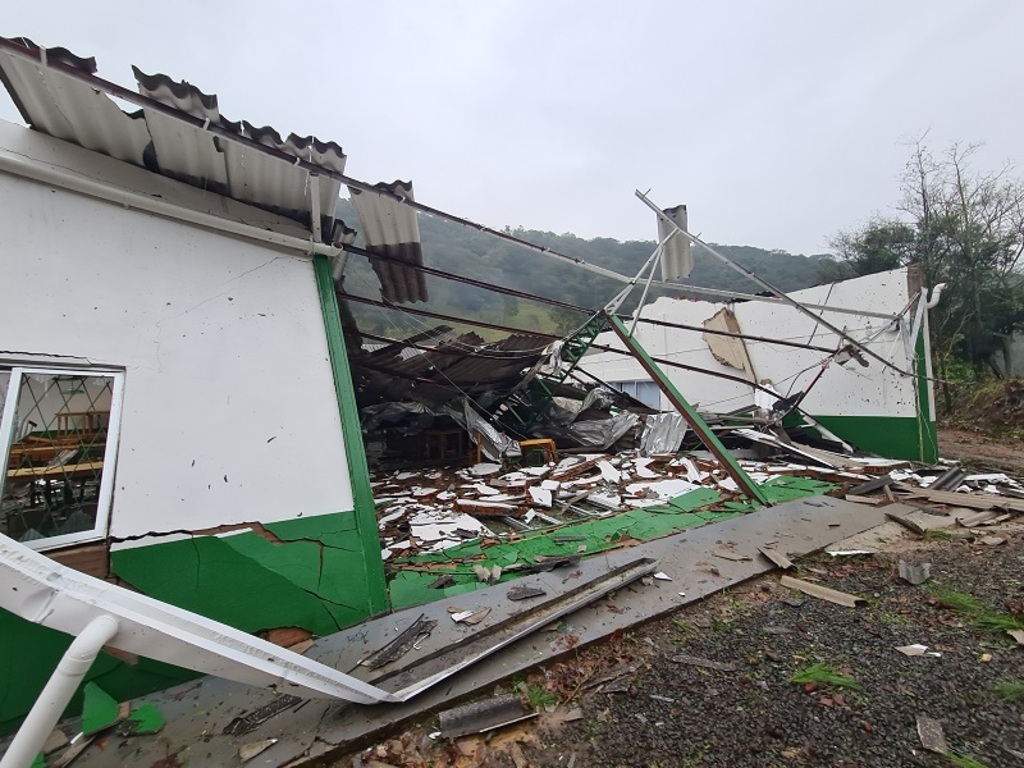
587;269;920;419
0;154;353;543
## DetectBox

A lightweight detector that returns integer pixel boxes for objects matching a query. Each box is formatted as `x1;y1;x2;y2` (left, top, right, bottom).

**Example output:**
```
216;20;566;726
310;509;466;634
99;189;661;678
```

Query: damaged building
0;35;985;768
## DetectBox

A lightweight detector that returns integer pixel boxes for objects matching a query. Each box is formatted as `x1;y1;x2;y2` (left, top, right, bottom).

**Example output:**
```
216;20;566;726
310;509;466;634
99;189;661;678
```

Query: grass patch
994;679;1024;702
790;662;859;690
948;753;990;768
524;682;559;711
929;587;987;614
929;586;1024;633
925;529;953;541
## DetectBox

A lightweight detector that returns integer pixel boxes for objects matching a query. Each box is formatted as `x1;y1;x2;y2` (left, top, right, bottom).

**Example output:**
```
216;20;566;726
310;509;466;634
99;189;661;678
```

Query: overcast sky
2;1;1021;255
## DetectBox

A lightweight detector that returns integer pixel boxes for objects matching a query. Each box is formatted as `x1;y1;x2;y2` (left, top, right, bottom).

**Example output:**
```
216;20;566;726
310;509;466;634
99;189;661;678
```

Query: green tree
828;140;1024;404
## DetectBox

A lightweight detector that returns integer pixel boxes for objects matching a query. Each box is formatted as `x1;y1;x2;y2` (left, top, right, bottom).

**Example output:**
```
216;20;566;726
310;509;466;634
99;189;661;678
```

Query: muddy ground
343;527;1024;768
939;427;1024;475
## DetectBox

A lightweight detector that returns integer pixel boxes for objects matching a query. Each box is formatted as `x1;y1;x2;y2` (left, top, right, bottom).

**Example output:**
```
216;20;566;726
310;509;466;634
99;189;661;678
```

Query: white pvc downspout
0;615;119;768
0;149;340;260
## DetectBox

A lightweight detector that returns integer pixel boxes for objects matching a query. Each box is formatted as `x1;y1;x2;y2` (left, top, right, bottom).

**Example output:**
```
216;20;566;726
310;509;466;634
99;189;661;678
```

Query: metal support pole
635;190;918;377
604;313;769;505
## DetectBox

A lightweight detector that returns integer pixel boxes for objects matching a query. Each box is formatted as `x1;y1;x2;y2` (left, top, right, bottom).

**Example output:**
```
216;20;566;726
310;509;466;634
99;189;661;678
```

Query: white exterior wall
587;269;920;419
0;129;353;544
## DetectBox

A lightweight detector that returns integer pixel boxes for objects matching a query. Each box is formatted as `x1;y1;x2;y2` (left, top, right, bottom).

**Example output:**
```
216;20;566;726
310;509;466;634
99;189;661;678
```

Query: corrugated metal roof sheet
349;181;428;304
353;333;550;408
0;36;427;302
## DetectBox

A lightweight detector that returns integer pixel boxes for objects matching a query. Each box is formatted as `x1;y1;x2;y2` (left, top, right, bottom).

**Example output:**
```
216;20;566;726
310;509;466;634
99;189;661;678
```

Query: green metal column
605;313;769;506
313;255;388;615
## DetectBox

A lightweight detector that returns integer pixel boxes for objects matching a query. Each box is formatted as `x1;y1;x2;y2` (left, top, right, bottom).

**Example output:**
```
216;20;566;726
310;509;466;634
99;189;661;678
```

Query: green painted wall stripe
313;255;388;614
812;414;925;462
914;322;939;463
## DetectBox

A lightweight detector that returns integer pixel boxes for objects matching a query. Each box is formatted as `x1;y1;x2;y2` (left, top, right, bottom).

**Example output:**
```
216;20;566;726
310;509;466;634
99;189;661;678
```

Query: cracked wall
0;165;356;540
0;160;385;730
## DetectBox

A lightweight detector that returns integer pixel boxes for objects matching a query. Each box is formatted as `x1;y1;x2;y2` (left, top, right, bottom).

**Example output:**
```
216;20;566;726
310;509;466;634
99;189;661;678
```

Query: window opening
609;379;661;409
0;366;123;549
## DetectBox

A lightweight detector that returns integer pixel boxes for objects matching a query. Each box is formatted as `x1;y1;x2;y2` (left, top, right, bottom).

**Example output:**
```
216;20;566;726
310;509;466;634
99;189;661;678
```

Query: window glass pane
611;380;660;409
635;381;661;409
2;371;112;543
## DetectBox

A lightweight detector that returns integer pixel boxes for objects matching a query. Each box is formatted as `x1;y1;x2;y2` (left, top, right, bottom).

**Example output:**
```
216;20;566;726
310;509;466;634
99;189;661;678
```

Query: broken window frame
0;365;125;551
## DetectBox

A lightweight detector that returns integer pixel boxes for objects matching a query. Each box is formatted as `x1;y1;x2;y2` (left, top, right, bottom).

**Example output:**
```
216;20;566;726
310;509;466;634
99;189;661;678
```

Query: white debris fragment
521;465;551;477
896;644;942;657
450;610;475;622
541;479;561;491
436;490;457;502
597;460;622;483
412;486;440;498
394;471;419;481
377;510;406;527
633;457;659;479
625;479;698;500
587;492;621;510
470;463;502;476
827;550;877;557
473;483;501;496
528;487;553;508
653;571;672;581
380;548;392;561
409;511;491;550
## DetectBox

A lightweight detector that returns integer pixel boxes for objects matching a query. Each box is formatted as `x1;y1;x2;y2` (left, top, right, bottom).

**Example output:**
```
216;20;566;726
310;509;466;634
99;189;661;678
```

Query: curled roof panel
0;35;354;246
349;180;427;304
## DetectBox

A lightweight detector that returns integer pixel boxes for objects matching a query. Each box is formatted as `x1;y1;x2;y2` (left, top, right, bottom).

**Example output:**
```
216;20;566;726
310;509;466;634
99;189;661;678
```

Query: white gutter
0;615;119;768
0;148;341;260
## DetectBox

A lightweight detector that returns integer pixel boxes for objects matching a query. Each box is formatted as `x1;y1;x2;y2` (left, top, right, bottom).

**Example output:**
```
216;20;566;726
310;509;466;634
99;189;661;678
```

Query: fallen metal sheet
848;473;894;496
955;510;999;528
902;487;1024;512
639;412;688;456
55;496;888;768
0;534;406;705
779;575;866;608
437;695;535;739
929;467;966;492
373;557;657;698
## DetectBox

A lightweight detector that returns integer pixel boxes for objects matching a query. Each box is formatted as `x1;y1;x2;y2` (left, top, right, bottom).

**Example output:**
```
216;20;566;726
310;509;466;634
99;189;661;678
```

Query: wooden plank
49;542;110;579
5;460;104;481
779;575;866;608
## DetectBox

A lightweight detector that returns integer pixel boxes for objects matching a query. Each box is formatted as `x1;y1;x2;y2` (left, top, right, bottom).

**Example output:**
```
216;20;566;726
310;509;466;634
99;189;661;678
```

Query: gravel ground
348;527;1024;768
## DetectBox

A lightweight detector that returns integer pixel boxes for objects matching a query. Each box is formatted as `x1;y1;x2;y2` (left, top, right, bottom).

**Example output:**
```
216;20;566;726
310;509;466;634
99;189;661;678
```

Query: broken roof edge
0;118;330;252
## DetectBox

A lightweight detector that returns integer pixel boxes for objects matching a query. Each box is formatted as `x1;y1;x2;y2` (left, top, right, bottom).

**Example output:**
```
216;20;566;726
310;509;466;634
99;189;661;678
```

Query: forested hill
335;199;832;336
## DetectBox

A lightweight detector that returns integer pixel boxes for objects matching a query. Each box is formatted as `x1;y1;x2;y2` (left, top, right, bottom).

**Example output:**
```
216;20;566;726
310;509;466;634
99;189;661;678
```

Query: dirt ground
344;527;1024;768
939;426;1024;475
